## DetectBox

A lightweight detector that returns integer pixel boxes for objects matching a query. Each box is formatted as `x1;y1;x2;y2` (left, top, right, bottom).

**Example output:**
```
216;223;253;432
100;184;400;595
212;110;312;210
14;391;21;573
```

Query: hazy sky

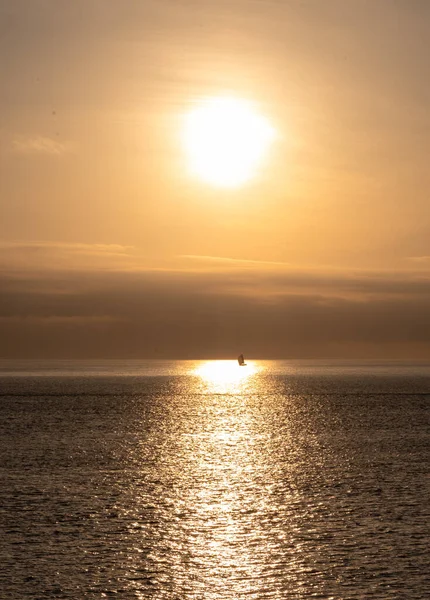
1;0;430;358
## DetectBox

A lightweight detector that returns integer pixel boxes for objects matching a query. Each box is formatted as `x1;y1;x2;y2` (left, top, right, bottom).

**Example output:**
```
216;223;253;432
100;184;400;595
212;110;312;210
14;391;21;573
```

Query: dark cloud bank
1;268;430;359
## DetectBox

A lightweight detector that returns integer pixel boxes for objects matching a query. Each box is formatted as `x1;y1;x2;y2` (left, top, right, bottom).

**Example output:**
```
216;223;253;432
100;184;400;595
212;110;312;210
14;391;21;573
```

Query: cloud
0;257;430;359
0;315;119;326
0;241;139;272
406;256;430;264
179;254;290;268
11;136;69;156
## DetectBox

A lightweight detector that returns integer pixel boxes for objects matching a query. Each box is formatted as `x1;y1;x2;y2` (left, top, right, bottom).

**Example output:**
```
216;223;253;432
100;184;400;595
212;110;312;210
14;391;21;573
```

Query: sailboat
237;354;247;366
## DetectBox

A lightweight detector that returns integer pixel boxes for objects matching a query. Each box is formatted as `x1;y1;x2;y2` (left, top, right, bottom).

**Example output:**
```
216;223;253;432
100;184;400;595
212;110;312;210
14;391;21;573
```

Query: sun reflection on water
121;360;308;598
194;360;259;393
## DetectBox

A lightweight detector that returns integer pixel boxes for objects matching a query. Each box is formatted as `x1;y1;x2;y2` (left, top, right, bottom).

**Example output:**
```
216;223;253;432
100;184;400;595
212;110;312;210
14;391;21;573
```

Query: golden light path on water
127;360;309;599
167;360;278;597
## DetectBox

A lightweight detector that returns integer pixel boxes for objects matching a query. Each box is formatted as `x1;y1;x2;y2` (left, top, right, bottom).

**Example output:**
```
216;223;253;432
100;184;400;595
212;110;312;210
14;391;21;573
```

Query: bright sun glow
183;96;276;188
194;360;258;393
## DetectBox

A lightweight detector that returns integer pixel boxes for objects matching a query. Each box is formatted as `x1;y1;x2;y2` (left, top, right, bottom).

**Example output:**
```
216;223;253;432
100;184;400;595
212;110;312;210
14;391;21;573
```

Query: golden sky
1;0;430;358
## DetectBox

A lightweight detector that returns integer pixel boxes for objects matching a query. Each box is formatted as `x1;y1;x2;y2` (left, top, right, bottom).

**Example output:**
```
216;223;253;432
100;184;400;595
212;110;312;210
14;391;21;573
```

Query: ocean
1;359;429;599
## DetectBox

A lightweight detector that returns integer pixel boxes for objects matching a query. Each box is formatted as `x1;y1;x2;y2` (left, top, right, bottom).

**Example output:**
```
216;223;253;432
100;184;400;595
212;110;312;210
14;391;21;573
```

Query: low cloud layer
1;243;430;358
11;136;69;156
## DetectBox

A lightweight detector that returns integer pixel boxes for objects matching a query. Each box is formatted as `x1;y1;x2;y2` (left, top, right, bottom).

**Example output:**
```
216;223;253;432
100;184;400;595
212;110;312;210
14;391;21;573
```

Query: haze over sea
1;359;429;599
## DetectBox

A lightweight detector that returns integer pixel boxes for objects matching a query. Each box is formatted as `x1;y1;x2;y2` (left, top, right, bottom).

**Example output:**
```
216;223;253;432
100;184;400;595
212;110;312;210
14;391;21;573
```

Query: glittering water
1;360;429;599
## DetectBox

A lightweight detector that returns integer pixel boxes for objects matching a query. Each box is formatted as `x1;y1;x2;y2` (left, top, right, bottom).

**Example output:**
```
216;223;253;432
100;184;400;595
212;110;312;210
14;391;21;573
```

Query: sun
182;96;276;188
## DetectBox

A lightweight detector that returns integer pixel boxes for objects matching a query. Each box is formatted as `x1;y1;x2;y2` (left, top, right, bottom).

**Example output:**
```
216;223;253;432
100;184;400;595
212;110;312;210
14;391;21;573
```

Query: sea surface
1;359;429;599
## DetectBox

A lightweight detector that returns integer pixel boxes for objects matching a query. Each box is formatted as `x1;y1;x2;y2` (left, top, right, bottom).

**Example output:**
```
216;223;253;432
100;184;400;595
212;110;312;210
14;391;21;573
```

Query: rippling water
1;359;429;599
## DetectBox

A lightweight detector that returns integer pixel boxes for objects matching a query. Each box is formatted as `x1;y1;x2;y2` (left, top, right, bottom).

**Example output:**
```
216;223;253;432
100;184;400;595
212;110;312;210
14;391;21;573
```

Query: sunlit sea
1;359;429;599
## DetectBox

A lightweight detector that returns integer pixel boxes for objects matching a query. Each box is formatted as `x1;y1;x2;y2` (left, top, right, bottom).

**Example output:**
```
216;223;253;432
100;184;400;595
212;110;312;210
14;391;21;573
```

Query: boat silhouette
237;354;247;366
